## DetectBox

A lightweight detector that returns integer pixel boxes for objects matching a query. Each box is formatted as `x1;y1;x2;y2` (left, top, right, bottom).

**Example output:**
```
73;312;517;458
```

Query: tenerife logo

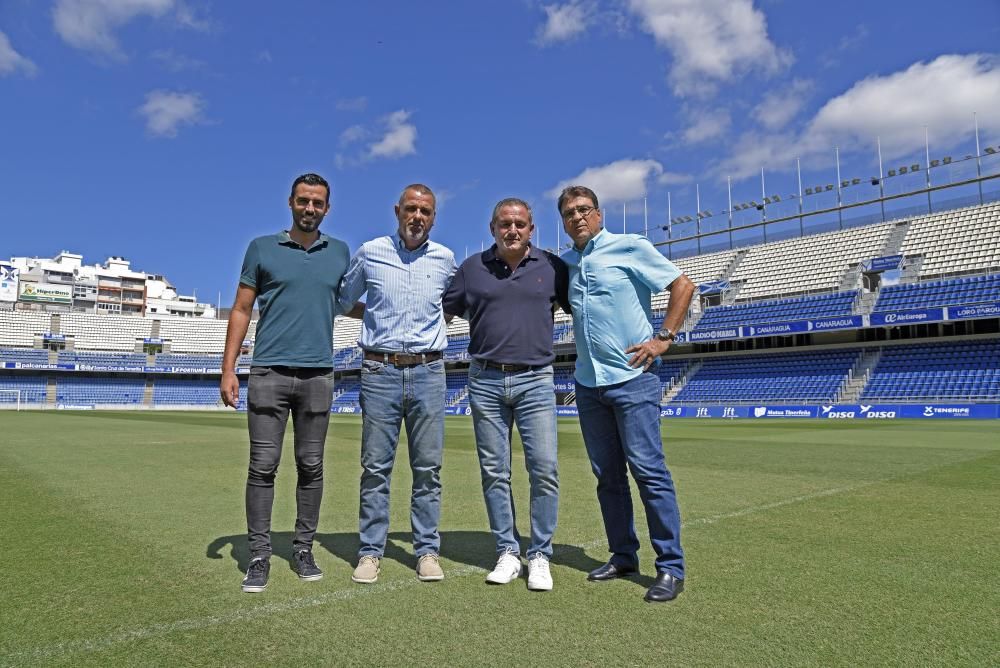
924;406;934;417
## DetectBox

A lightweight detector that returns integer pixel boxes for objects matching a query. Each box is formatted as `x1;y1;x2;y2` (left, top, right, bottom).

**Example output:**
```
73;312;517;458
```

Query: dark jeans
575;371;684;578
246;366;334;558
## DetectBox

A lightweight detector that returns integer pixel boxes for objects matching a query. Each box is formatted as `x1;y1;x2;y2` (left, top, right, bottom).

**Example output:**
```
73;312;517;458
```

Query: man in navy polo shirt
443;197;570;591
221;173;351;593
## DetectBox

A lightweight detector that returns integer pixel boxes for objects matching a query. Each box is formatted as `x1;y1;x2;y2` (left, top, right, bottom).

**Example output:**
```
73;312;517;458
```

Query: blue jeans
246;366;334;558
358;358;445;558
468;360;559;559
575;371;684;578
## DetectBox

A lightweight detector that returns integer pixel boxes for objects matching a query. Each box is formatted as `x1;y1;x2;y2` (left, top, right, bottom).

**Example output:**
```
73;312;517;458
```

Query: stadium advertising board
818;403;999;419
948;302;1000;321
688;327;743;342
0;262;19;302
869;307;946;327
18;281;72;304
697;280;730;294
809;315;864;331
865;255;903;272
661;404;999;419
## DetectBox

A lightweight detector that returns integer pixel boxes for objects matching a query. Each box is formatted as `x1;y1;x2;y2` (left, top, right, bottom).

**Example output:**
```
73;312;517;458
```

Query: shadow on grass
206;529;616;580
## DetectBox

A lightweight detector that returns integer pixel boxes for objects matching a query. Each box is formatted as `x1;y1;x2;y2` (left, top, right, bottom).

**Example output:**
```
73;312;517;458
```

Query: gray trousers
246;366;334;557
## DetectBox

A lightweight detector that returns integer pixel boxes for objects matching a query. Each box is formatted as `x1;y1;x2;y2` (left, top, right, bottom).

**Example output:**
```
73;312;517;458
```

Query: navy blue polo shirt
240;231;350;367
443;244;571;366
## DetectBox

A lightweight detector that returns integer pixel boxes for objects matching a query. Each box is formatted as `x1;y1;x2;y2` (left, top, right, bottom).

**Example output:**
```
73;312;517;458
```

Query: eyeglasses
561;205;597;220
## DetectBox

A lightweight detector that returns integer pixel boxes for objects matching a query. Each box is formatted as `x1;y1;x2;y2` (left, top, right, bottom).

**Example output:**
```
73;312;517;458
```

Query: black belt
480;360;547;373
363;350;443;367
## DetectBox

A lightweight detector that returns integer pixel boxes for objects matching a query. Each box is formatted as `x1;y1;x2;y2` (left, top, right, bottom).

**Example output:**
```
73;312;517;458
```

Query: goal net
0;389;21;410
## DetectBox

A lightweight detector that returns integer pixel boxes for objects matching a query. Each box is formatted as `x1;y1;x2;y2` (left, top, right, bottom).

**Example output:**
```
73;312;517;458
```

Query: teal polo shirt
240;231;350;367
561;229;682;388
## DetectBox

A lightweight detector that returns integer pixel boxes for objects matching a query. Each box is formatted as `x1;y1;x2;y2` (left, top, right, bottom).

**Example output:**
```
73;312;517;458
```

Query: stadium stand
158;318;228;353
60;351;147;366
0;347;49;364
60;313;152;350
446;371;469;406
899;201;1000;278
0;310;50;347
673;349;860;404
152;379;239;406
728;223;891;299
873;275;1000;312
332;376;361;409
155;353;223;369
3;199;998;413
0;376;47;404
696;291;857;330
674;248;739;286
56;376;146;405
861;340;1000;401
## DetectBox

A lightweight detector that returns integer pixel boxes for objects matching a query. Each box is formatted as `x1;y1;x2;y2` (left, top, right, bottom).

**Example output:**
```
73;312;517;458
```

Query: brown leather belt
480;360;545;373
363;350;443;367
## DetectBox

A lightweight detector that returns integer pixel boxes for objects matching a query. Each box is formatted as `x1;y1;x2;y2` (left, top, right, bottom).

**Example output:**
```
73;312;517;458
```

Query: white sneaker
527;554;553;591
485;550;522;584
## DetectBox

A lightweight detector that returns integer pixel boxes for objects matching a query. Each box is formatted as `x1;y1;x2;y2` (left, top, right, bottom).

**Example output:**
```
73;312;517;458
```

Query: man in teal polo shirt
221;173;351;593
558;185;695;603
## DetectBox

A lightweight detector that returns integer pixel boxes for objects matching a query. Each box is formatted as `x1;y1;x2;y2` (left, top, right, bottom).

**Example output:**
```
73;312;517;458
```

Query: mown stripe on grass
6;451;989;665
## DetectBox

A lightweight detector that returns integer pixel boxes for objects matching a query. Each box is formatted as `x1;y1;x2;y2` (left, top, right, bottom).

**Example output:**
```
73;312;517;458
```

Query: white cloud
681;109;731;144
138;90;205;137
53;0;179;57
714;54;1000;180
752;79;813;130
368;110;417;160
536;1;596;45
0;30;37;77
336;96;368;112
547;159;665;202
626;0;791;98
339;124;367;145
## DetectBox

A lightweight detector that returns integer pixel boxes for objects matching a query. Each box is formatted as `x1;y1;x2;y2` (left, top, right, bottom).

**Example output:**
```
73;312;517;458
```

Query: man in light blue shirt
338;184;457;585
558;185;695;603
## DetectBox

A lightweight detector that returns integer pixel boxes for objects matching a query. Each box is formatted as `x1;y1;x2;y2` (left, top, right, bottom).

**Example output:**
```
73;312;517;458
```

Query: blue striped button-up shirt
339;234;458;353
561;229;682;388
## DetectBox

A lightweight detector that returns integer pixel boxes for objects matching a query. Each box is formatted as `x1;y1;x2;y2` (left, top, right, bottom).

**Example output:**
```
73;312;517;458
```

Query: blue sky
2;0;999;304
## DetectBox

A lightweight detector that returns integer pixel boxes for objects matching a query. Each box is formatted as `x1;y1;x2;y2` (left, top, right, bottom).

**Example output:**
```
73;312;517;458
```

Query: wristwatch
655;327;676;342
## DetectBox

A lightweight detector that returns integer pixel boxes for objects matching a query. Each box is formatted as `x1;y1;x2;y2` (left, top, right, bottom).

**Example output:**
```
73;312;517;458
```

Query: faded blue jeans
358;358;446;558
574;371;684;579
468;360;559;559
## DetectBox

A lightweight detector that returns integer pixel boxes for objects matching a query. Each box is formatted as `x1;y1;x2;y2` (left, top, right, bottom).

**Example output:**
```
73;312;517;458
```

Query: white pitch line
3;453;986;665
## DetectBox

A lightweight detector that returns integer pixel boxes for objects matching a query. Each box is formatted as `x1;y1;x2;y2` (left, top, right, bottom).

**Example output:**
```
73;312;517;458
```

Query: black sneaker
242;556;270;593
293;550;323;581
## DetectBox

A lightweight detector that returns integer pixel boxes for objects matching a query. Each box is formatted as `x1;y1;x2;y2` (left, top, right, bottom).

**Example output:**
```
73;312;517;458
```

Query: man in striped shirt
338;184;458;584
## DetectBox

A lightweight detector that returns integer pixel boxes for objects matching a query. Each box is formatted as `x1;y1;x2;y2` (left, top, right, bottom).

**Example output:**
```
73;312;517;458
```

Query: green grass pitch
1;412;997;666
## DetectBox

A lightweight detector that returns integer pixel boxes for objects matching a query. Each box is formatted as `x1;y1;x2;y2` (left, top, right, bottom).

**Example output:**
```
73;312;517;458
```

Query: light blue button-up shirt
561;229;682;388
339;234;457;353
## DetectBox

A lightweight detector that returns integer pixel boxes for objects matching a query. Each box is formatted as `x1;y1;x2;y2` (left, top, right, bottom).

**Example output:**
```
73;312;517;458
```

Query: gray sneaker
416;553;444;581
293;550;323;581
352;555;380;584
241;556;270;593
